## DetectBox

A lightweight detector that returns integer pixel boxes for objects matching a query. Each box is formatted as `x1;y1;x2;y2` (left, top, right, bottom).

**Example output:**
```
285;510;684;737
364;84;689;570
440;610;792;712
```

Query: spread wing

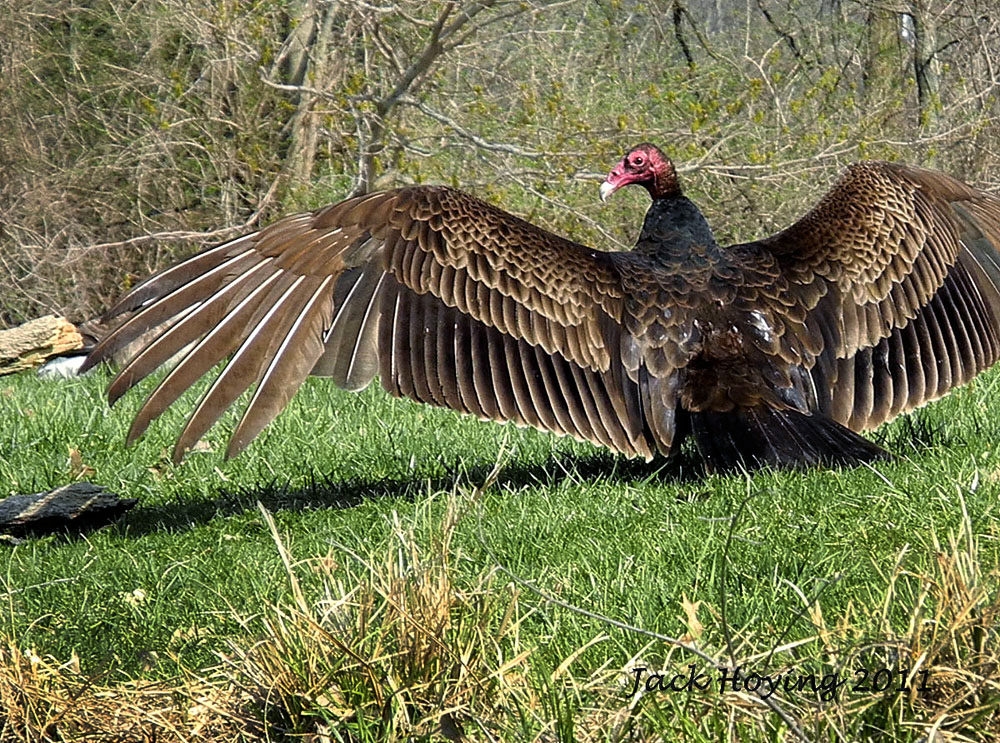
83;186;657;461
755;161;1000;430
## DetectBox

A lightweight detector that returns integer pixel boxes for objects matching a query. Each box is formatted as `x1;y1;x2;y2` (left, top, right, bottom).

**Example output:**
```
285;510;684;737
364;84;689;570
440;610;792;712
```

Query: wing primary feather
887;324;909;418
226;275;335;458
487;329;519;422
323;268;367;345
516;339;558;432
105;237;256;318
503;335;536;427
310;268;366;378
383;284;408;398
948;266;988;368
407;290;433;403
436;305;462;412
112;258;279;408
393;288;415;399
252;215;317;259
529;345;569;436
643;369;680;457
959;259;998;364
454;314;486;418
870;343;893;427
83;248;261;373
930;281;965;388
901;319;926;407
420;294;446;408
123;266;287;444
312;266;385;389
342;271;388;390
938;276;976;378
566;362;609;447
550;353;596;441
168;274;309;461
471;323;500;420
845;348;872;430
919;300;945;397
578;365;623;449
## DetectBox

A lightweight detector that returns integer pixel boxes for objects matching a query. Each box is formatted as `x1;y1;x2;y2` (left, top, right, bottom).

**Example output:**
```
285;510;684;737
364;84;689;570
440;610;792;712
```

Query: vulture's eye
632;156;644;167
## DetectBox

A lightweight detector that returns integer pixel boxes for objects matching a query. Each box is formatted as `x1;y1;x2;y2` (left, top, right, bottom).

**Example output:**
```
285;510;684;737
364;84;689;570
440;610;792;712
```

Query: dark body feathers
83;149;1000;473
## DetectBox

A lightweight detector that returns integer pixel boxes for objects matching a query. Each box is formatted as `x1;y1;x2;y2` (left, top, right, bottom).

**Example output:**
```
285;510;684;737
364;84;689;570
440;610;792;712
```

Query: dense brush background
2;0;998;327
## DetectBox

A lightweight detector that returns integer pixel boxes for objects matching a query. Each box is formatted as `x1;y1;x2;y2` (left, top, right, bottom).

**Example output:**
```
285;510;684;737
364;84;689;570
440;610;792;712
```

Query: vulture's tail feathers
690;407;891;473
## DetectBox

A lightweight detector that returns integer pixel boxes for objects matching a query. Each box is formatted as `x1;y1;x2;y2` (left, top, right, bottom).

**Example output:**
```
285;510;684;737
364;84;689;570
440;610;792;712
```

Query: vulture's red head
600;144;680;201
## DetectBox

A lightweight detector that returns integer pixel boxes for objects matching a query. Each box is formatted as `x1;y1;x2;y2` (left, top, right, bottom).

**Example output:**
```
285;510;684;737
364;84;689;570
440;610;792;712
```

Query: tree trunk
282;0;340;190
909;0;940;131
861;7;896;105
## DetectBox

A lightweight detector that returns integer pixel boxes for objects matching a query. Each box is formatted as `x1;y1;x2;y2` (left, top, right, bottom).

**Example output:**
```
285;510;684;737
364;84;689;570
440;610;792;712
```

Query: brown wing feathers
84;186;651;462
311;264;387;390
378;215;653;455
377;277;650;456
767;162;1000;432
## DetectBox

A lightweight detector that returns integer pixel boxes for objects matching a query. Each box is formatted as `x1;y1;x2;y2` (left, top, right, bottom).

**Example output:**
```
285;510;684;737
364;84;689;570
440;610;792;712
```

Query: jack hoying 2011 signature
627;665;931;702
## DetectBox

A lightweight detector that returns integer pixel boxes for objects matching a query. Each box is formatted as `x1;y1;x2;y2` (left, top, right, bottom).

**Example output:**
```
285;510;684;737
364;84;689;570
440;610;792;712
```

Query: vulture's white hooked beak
599;180;618;202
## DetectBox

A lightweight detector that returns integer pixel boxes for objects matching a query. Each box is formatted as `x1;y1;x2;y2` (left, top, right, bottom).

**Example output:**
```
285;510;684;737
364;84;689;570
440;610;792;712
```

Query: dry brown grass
896;503;1000;739
219;500;540;741
0;643;252;742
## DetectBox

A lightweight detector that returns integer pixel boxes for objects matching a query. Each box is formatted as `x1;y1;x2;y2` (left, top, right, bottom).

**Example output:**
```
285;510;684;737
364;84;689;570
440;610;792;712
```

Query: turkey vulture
82;145;1000;472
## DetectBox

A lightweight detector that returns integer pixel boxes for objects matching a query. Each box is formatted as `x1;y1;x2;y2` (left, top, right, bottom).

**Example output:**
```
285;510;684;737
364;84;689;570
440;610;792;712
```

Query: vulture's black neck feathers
635;194;719;263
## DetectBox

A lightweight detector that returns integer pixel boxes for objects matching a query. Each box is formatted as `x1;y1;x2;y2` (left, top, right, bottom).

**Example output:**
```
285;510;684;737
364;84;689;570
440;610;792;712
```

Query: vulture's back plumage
83;145;1000;473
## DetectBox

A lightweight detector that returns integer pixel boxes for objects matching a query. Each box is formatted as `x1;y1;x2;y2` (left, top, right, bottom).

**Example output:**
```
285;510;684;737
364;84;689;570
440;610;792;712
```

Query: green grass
2;365;1000;739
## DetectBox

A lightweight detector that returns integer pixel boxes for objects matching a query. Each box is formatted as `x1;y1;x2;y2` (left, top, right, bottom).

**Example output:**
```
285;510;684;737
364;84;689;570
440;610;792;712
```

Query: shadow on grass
871;408;967;454
115;445;707;537
42;401;978;542
95;404;972;539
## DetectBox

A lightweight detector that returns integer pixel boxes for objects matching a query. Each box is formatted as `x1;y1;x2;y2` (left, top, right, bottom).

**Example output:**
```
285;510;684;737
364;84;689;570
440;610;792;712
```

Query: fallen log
0;483;137;539
0;315;83;376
